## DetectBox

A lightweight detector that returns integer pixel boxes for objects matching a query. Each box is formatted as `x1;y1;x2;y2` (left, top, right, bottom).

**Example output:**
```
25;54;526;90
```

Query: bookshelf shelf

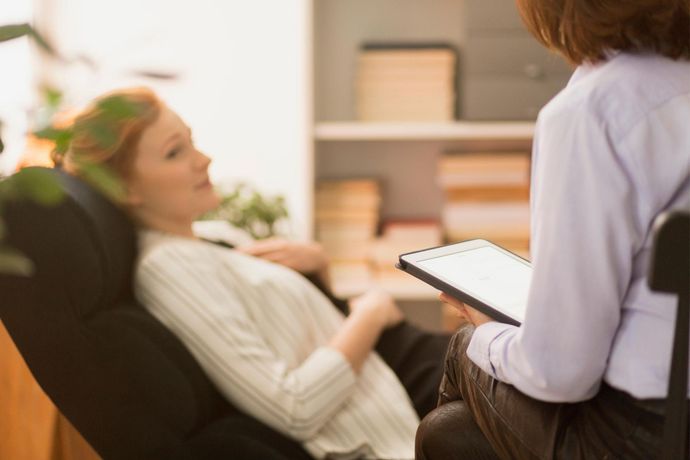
332;277;440;301
314;121;535;141
312;1;555;330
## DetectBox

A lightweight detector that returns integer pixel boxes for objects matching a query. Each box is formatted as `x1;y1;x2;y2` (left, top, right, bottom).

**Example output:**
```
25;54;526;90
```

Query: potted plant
200;182;289;241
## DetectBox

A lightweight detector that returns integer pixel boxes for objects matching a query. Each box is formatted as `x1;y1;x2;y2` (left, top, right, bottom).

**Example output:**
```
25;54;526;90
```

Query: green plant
0;22;172;275
0;24;65;274
201;183;289;240
0;167;64;275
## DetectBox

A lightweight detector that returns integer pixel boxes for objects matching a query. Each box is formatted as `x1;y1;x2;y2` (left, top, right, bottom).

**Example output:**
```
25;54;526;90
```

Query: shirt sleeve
135;243;357;440
466;103;643;402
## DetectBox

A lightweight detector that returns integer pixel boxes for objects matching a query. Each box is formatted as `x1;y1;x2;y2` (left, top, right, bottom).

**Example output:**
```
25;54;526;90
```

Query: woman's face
127;105;220;228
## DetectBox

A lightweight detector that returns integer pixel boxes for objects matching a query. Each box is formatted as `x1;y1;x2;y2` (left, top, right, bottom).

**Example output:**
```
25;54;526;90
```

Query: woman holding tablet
416;1;690;458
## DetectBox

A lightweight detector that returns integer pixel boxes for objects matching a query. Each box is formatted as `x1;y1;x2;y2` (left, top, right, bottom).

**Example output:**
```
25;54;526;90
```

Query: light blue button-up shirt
467;52;690;402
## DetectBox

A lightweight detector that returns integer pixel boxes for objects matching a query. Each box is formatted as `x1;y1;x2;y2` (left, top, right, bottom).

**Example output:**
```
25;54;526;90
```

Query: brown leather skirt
416;324;668;460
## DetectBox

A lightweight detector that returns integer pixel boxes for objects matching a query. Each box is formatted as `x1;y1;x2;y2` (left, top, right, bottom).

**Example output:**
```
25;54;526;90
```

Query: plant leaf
0;132;4;155
0;24;58;57
0;175;16;201
74;159;125;202
28;26;57;55
42;86;63;109
12;168;64;206
73;54;98;70
97;95;147;120
0;23;32;43
130;70;179;80
83;118;120;149
33;126;73;154
199;182;289;239
0;245;34;276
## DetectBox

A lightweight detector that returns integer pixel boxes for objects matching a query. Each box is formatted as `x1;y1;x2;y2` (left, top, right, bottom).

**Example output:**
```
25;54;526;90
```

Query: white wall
0;0;34;175
35;0;314;239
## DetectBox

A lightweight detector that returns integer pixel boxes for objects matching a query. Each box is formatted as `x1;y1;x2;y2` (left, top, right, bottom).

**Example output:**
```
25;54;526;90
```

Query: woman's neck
135;213;196;239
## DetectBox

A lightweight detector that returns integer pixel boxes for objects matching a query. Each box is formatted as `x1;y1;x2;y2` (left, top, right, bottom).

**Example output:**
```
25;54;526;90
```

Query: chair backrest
0;167;232;459
648;210;689;460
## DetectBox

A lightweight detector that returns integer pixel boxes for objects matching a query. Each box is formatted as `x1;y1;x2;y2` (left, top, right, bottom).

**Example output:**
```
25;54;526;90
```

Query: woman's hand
439;293;494;327
238;238;329;274
348;288;404;329
331;288;403;373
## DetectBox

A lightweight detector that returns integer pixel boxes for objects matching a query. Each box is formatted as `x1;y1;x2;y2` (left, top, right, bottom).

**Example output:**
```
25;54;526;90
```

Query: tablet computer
396;239;531;326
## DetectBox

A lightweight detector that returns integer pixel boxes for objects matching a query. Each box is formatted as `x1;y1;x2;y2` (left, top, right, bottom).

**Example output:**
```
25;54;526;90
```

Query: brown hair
52;87;162;180
515;0;690;65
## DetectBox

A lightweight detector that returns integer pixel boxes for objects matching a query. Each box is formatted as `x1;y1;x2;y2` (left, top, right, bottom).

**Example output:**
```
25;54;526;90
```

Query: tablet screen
417;246;530;321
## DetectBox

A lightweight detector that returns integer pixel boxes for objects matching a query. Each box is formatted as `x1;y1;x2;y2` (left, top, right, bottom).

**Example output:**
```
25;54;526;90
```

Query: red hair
53;87;162;180
516;0;690;64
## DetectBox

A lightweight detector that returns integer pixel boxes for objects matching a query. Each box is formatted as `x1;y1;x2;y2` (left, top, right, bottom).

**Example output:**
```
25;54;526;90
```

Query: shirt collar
567;49;621;87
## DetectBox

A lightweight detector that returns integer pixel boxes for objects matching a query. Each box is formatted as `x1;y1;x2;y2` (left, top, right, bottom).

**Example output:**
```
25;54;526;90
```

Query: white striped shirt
134;229;418;459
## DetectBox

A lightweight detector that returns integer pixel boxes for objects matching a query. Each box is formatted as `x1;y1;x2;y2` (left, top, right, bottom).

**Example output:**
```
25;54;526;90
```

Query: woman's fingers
438;293;471;322
238;238;286;256
239;239;302;264
439;293;494;326
239;239;327;274
462;304;494;326
439;292;465;309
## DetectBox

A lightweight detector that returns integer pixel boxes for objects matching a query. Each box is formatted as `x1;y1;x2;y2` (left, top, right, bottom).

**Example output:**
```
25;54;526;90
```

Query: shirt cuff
466;322;516;379
303;346;357;396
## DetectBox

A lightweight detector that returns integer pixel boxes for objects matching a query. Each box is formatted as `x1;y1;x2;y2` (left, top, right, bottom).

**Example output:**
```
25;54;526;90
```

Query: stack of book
370;220;443;297
315;179;381;296
356;44;457;122
370;220;442;272
438;152;531;257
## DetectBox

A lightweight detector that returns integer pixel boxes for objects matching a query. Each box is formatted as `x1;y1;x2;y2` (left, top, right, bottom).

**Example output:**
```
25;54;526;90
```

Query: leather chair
0;167;312;459
649;211;689;460
416;210;689;460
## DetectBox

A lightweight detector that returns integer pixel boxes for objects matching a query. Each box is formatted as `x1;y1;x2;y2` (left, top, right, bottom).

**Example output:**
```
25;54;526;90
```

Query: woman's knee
416;401;498;460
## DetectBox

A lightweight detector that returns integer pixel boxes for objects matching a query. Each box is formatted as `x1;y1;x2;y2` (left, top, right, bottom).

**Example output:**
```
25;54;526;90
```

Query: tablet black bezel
396;239;530;326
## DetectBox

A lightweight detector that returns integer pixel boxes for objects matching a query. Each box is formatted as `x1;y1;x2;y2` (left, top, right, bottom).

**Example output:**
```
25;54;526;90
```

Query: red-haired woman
418;0;690;458
55;88;450;460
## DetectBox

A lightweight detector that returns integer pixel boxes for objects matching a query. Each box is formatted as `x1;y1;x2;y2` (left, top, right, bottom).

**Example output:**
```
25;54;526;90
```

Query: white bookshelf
312;1;543;330
315;121;535;142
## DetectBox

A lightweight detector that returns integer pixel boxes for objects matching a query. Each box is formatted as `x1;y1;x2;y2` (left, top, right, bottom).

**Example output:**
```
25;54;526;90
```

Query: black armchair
0;167;311;459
